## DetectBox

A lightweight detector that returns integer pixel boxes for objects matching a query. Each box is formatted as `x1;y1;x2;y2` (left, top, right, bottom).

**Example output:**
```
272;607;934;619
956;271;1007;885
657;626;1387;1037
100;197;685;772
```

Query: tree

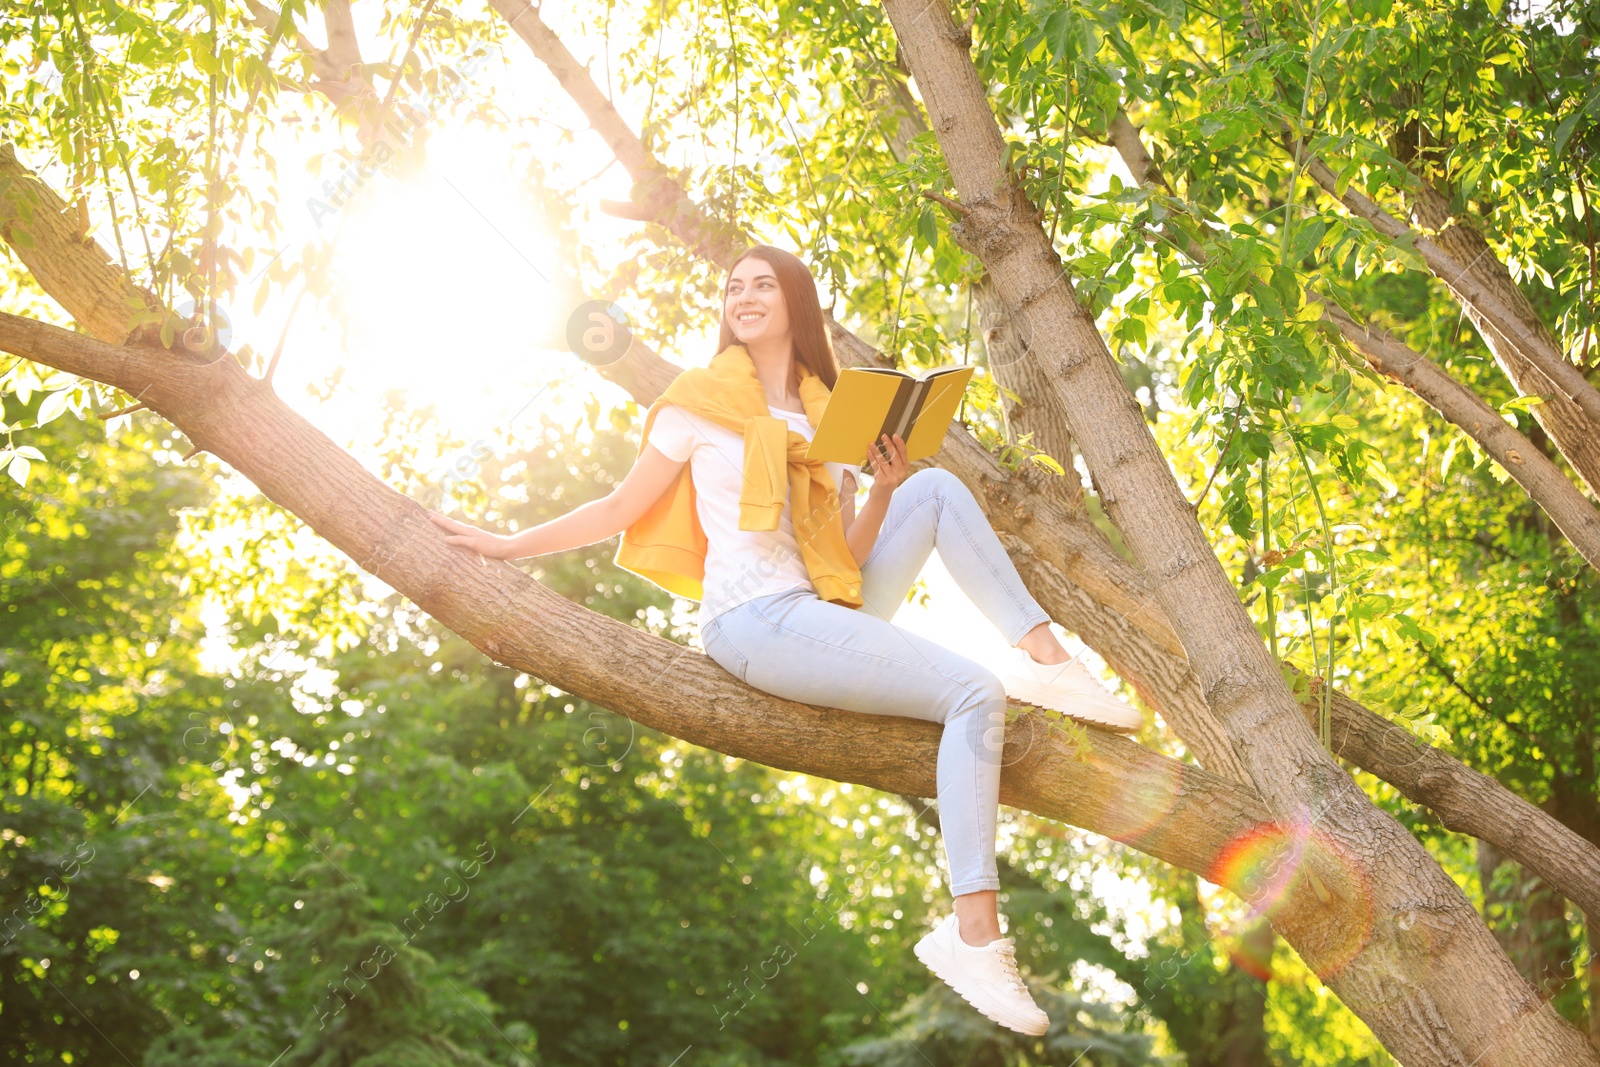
3;0;1599;1062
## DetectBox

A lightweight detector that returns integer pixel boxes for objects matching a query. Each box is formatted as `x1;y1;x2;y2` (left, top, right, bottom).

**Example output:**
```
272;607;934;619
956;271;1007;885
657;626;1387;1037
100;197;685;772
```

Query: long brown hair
716;245;841;390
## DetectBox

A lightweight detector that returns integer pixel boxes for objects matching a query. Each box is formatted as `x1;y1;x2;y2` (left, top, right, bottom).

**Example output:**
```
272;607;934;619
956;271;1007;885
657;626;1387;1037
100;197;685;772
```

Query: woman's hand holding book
866;432;910;500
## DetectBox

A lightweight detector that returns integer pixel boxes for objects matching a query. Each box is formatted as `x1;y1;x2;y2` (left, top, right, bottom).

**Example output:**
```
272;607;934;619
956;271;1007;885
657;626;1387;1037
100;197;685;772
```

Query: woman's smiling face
724;257;789;345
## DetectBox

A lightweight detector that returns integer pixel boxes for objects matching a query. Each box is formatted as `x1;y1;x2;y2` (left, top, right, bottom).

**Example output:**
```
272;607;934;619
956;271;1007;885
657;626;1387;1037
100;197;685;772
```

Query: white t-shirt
644;401;864;627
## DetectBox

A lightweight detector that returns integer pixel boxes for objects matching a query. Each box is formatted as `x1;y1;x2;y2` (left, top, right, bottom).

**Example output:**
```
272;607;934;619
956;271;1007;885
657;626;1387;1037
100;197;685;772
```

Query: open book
805;364;977;467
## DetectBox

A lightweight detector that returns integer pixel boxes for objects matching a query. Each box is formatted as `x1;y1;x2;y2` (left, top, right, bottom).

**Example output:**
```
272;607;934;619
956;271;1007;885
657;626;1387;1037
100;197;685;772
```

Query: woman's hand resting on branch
866;432;910;499
428;512;513;559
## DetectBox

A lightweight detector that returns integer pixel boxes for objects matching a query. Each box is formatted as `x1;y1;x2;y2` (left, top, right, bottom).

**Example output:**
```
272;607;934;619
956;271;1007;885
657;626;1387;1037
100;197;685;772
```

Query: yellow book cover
805;364;977;467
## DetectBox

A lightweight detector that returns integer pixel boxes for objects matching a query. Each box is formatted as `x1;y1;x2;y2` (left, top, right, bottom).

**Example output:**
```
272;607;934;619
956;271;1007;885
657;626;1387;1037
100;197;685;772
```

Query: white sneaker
997;647;1142;733
913;913;1050;1036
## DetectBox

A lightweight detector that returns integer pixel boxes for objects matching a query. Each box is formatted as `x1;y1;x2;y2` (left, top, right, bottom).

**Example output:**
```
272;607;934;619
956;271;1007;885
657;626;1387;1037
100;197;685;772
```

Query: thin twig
921;189;970;216
1190;413;1240;509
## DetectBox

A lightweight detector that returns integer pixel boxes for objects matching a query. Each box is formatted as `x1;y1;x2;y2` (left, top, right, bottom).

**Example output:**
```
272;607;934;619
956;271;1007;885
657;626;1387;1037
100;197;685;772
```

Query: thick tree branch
1321;302;1600;555
1107;110;1600;572
472;4;1600;919
1229;7;1600;495
487;0;748;268
13;29;1598;948
0;144;151;344
1397;174;1600;497
1301;152;1600;428
484;0;1239;779
12;29;1600;1055
0;308;1281;901
242;0;349;95
320;0;365;85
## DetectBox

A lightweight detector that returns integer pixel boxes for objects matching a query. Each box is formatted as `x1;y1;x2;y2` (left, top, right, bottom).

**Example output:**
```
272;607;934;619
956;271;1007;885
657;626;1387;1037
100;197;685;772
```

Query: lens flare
1207;819;1375;981
1094;756;1184;843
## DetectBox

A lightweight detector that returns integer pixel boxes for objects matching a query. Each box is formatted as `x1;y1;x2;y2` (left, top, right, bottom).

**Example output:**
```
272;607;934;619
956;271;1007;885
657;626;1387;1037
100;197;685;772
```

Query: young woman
427;244;1141;1036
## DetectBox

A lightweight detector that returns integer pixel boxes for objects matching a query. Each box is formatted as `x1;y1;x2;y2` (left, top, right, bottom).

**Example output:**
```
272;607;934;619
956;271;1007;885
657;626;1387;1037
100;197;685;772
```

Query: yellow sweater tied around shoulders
613;342;864;609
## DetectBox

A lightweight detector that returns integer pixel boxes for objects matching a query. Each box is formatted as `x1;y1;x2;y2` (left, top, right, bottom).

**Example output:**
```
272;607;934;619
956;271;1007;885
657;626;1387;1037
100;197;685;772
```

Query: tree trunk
8;110;1599;928
877;0;1598;1061
1589;911;1600;1052
975;271;1085;513
0;145;153;343
3;60;1600;1062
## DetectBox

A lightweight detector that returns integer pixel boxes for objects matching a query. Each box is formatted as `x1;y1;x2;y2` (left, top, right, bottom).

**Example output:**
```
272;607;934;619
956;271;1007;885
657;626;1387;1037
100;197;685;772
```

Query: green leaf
1498;394;1548;415
1254;283;1283;319
1440;435;1465;483
1367;454;1399;495
1224;484;1254;542
915;206;938;252
1042;10;1081;64
7;454;30;487
36;389;71;427
1396;613;1439;648
1553;86;1600;159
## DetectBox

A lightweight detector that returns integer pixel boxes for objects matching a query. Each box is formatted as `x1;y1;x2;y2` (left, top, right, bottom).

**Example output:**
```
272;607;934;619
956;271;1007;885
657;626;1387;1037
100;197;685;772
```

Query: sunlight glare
328;136;573;440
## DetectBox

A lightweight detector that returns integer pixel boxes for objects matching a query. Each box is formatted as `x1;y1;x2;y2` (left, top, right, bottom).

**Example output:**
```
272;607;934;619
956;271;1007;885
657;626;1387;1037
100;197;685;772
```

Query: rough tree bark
0;145;152;344
858;62;1088;513
974;271;1086;514
877;0;1598;1062
1304;155;1600;495
6;167;1593;1057
11;39;1600;918
1477;841;1581;1000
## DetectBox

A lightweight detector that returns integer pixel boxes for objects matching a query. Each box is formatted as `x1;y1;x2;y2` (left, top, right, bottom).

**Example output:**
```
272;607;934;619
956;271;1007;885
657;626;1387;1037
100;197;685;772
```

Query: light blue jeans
699;467;1053;896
